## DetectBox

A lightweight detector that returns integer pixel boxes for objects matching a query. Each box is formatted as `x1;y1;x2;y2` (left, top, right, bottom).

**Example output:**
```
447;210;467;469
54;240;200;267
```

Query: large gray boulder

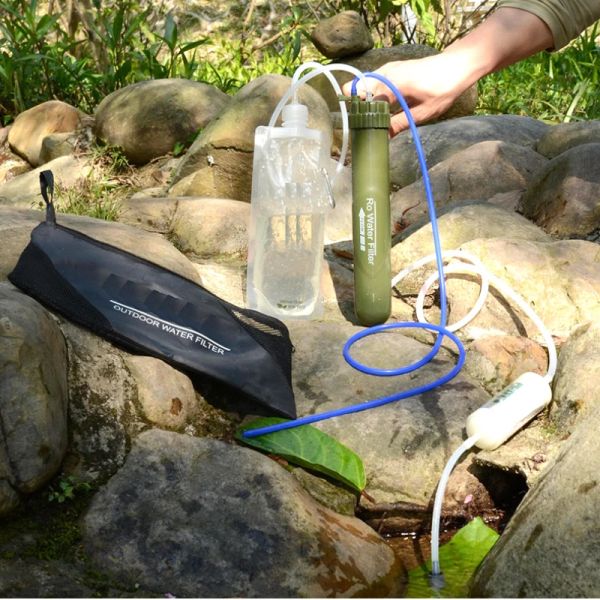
62;321;146;480
549;322;600;432
95;79;230;165
169;197;250;260
391;115;549;188
444;238;600;341
169;74;332;202
83;429;404;597
471;397;600;598
536;119;600;158
0;283;68;514
288;321;490;504
520;143;600;238
391;203;551;286
391;140;547;230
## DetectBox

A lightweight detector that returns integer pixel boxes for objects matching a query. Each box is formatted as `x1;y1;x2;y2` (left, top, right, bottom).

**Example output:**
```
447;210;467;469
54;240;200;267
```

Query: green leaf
291;30;301;62
406;517;499;598
163;13;177;50
180;39;208;53
111;8;124;44
236;417;366;492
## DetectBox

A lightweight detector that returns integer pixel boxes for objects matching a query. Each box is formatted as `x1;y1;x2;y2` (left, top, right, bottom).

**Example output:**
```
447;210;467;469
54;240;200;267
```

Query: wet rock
471;398;600;598
125;356;198;430
311;11;373;59
95;79;230;165
287;321;490;504
550;322;600;432
309;46;477;121
391;140;547;230
83;429;403;597
7;100;88;167
169;74;332;202
391;115;549;188
0;283;68;512
520;143;600;238
536;119;600;158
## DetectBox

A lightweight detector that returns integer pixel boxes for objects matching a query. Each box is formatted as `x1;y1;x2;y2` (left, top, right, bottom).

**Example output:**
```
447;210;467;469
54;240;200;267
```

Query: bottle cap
349;97;390;129
282;103;309;128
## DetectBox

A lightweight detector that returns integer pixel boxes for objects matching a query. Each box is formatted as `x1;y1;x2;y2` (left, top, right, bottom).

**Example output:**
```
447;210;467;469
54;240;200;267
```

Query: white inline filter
466;371;552;451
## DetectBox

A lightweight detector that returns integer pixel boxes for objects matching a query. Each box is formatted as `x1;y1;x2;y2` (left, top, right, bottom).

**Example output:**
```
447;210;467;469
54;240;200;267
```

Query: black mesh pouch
8;171;296;418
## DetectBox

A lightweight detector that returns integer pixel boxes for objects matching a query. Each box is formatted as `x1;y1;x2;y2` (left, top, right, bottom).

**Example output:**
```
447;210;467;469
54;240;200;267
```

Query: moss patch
0;482;143;596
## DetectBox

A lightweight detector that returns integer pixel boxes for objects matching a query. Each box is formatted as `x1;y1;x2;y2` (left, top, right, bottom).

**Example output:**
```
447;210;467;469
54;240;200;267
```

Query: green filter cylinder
349;97;391;326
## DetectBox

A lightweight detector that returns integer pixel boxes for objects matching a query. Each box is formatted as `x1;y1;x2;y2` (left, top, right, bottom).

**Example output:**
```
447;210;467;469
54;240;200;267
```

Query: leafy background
1;0;599;125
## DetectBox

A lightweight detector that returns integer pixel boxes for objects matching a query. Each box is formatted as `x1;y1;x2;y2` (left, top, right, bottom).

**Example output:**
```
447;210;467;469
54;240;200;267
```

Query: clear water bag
246;104;331;319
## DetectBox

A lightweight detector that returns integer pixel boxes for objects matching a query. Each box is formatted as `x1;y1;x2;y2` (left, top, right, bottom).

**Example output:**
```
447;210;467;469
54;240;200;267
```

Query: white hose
393;251;490;333
268;63;370;184
430;434;480;577
393;250;557;382
395;250;558;581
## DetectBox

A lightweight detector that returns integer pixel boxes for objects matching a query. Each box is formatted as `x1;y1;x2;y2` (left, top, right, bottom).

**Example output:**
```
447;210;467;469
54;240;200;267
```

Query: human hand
340;8;555;138
342;53;473;137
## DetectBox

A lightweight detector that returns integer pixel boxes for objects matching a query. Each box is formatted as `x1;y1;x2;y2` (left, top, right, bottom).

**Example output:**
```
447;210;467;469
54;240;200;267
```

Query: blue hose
243;72;466;439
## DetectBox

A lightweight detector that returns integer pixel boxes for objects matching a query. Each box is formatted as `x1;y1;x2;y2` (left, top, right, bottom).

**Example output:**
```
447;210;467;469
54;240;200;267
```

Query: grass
52;144;139;221
477;24;600;122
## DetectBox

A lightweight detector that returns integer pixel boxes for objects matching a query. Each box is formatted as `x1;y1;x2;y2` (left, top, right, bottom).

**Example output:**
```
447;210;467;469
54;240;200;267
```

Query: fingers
390;112;410;136
389;104;433;137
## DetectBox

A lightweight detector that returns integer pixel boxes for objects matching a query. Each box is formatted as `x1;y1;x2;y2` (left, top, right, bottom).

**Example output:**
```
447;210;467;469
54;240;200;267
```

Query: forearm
497;0;600;50
439;7;554;94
